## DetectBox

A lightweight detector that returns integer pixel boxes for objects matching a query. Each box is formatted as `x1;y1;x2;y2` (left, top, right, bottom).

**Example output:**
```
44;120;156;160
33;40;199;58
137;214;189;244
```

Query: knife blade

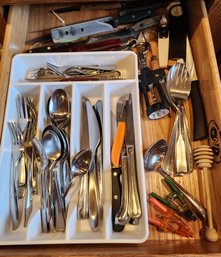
186;37;208;140
86;99;101;232
125;95;142;220
77;97;90;219
51;8;156;43
111;95;130;168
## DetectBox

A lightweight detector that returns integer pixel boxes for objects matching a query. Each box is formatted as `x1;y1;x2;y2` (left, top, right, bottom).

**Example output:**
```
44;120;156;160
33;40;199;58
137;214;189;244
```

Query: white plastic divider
0;52;148;244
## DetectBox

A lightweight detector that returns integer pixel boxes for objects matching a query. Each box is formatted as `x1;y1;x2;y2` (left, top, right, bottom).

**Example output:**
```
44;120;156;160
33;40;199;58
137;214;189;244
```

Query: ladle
63;148;94;198
143;139;207;220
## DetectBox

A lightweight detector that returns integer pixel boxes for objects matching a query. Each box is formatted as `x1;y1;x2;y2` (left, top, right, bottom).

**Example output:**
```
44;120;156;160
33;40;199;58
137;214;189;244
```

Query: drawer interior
0;0;221;255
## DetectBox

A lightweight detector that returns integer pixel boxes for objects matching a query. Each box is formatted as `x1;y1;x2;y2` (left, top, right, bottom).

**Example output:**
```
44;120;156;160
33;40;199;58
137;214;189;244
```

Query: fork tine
8;122;17;145
23;96;29;119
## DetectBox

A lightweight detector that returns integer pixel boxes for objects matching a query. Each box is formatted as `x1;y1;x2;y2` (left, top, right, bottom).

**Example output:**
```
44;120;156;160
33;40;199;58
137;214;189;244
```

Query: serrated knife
125;95;142;220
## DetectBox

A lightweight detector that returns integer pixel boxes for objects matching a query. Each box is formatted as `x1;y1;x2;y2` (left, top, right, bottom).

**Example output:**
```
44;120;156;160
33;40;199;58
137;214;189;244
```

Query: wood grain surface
0;1;220;256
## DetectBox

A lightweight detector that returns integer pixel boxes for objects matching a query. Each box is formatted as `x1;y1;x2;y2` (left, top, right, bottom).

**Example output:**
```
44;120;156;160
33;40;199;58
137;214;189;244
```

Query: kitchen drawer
0;0;221;256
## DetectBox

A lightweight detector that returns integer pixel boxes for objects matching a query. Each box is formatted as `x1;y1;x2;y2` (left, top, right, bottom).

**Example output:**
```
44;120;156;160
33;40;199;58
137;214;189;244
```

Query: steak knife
125;95;142;220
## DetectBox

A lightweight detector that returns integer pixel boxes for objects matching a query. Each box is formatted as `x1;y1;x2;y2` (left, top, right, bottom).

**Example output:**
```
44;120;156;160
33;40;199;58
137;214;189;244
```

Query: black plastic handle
112;167;125;232
190;80;208;140
112;9;154;27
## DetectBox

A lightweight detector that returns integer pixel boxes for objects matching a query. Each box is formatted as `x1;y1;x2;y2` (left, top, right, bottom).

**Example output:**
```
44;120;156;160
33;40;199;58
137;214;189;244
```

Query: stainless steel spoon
48;89;70;126
42;127;66;231
143;139;207;220
63;148;94;198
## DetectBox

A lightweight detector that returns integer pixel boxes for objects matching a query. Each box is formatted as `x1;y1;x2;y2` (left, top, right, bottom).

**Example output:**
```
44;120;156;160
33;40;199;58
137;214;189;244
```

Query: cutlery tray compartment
0;52;148;244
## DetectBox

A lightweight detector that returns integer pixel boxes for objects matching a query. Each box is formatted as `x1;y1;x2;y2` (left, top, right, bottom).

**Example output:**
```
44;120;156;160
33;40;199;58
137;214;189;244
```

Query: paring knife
126;95;142;220
51;8;158;43
111;95;130;232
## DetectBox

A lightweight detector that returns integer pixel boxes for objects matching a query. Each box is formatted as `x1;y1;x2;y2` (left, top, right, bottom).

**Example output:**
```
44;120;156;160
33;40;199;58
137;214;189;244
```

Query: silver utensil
64;148;94;198
77;97;90;219
32;137;50;233
166;63;193;176
94;100;103;227
126;95;142;220
8;121;24;230
48;89;70;126
86;99;102;231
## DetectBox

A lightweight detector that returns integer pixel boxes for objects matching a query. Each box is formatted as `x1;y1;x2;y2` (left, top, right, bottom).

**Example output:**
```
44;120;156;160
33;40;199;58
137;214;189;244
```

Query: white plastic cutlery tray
0;52;148;245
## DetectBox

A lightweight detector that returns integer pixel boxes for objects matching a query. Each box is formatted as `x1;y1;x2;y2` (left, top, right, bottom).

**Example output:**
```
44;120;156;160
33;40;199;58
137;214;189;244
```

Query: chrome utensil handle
24;161;33;227
40;170;50;233
77;174;89;219
115;155;130;225
88;166;100;232
175;110;188;175
175;106;193;176
10;155;21;230
127;145;142;219
162;112;179;174
53;172;66;232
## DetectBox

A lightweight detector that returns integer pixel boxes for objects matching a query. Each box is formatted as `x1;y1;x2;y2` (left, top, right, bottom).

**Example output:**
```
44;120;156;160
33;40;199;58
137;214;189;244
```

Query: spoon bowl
63;148;94;198
48;89;70;124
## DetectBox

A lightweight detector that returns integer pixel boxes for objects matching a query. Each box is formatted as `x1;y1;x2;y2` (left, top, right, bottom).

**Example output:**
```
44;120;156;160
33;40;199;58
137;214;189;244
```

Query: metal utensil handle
127;145;142;219
88;166;100;231
175;109;188;175
77;174;89;219
162;112;179;174
115;155;130;225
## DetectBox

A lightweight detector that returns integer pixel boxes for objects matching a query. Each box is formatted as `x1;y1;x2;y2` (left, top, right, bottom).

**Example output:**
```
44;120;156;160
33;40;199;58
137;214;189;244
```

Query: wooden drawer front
0;0;221;255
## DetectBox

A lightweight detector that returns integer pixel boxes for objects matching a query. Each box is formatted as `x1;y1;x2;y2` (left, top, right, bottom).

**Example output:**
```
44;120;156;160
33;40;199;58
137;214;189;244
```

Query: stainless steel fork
8;121;25;230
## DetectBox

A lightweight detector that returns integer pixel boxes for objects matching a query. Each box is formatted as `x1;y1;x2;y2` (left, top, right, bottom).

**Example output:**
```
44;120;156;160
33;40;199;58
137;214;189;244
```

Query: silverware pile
25;62;122;81
7;88;105;233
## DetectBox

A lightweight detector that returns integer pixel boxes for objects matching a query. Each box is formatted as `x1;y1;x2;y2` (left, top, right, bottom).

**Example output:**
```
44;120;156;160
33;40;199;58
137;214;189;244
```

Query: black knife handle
112;9;154;27
112;167;125;232
190;80;208;140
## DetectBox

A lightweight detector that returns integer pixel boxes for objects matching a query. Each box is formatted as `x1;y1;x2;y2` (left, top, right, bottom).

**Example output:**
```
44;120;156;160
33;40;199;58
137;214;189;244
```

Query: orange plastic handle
111;121;126;167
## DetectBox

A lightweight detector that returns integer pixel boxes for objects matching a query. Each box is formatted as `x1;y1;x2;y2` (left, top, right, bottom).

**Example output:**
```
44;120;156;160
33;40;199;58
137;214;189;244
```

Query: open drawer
0;0;221;255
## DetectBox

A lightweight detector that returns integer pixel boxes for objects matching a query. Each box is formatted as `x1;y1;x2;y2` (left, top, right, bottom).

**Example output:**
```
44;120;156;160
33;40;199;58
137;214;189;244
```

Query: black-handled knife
112;167;125;232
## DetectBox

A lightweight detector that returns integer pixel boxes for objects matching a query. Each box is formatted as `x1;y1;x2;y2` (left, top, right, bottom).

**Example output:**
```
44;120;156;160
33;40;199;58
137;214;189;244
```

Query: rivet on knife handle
112;167;125;232
115;155;130;225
